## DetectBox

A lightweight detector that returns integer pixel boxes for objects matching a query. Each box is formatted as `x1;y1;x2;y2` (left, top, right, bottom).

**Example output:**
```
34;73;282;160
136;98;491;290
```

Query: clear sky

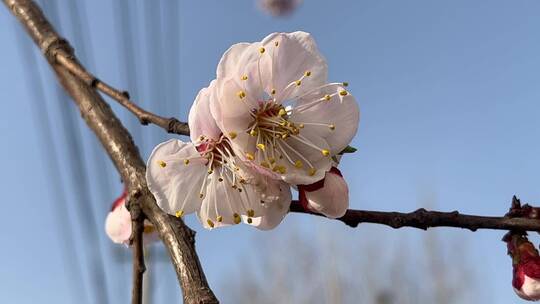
1;0;540;303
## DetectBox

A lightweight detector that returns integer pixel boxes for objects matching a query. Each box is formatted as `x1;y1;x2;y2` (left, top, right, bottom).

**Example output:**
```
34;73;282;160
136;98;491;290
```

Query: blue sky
1;0;540;303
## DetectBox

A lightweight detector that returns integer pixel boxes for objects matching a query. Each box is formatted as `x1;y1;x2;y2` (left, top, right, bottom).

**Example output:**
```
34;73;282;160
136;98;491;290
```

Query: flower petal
263;31;328;101
244;182;292;230
105;203;132;245
302;169;349;218
188;80;221;142
290;84;359;155
146;139;207;216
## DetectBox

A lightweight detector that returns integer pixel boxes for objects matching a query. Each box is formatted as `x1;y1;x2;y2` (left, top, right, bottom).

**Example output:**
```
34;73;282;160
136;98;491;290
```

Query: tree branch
53;52;189;135
3;0;217;303
128;200;145;304
289;200;540;232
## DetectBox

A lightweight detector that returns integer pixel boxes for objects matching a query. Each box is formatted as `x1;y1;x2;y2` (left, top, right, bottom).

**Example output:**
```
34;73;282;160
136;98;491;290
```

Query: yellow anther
304;71;311;77
175;210;184;218
324;94;332;101
198;135;205;141
256;143;266;151
298;123;304;129
268;157;276;164
246;152;255;161
217;215;223;222
261;161;270;168
239;178;246;184
235;166;240;171
274;41;279;47
259;47;265;54
278;166;287;174
247;218;253;224
329;124;336;130
237;90;246;99
247;209;255;217
199;193;205;199
295;80;302;86
281;133;289;139
233;213;241;224
207;219;215;228
342;82;349;87
308;168;317;176
294;160;303;168
339;90;348;96
158;160;166;168
232;184;237;189
238;188;242;193
249;129;258;136
321;149;330;156
218;177;224;182
207;169;213;174
241;75;248;80
278;108;287;116
229;132;237;139
271;89;276;95
183;159;190;165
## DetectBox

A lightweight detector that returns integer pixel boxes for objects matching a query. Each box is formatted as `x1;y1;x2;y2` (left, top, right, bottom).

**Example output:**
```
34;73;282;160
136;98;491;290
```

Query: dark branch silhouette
3;0;217;303
290;197;540;231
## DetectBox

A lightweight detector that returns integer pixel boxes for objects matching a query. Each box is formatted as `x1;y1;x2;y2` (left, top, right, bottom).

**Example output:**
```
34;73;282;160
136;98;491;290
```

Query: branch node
122;90;131;99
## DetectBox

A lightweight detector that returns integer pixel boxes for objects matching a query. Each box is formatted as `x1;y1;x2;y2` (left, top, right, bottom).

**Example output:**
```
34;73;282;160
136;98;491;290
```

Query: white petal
291;84;359;155
188;80;221;142
146;139;207;216
210;78;256;137
197;171;266;230
197;175;235;229
279;128;332;185
263;32;328;101
105;203;132;245
216;42;251;79
245;182;292;230
304;170;349;218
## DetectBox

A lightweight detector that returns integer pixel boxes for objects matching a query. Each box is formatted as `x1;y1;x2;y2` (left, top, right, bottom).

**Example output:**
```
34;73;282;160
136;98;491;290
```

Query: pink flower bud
105;191;158;246
298;167;349;218
505;233;540;301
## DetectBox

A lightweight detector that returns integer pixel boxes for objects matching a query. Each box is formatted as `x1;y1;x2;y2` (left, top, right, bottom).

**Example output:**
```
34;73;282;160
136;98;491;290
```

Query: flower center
244;100;331;176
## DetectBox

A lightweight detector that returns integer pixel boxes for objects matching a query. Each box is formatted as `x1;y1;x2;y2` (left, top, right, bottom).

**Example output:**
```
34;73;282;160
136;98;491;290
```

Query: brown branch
290;200;540;232
3;0;217;303
54;38;189;135
128;200;145;304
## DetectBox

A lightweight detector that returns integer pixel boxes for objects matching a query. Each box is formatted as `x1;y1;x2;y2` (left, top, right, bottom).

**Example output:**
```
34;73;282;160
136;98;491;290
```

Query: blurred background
1;0;540;303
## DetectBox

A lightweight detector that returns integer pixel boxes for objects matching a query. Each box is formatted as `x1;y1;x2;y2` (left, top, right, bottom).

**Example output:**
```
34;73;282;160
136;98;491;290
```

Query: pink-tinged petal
188;80;221;142
105;202;132;245
210;78;256;137
216;42;251;79
299;168;349;218
244;182;292;230
146;139;207;216
516;275;540;301
262;31;328;101
290;84;359;155
197;171;267;230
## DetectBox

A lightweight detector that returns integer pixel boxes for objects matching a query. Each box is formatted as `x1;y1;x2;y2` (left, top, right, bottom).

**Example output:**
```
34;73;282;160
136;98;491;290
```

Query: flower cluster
146;32;360;230
504;232;540;301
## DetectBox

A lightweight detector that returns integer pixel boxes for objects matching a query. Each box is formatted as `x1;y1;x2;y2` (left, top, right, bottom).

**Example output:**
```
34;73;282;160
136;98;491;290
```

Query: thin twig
3;0;217;303
129;199;146;304
55;46;189;135
290;200;540;232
